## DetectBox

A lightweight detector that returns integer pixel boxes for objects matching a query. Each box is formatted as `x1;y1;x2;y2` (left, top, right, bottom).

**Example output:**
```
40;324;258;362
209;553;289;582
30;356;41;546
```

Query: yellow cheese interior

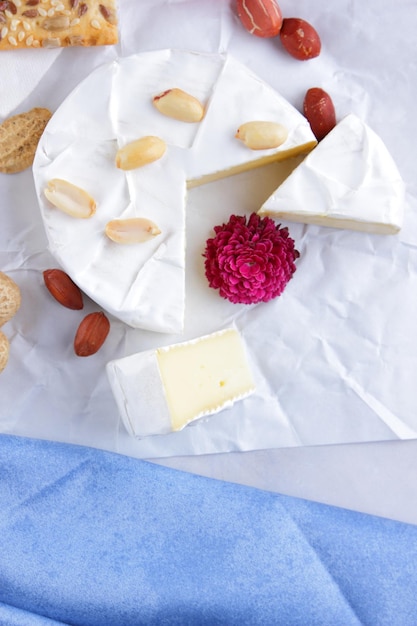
186;141;317;188
257;211;400;235
156;329;255;431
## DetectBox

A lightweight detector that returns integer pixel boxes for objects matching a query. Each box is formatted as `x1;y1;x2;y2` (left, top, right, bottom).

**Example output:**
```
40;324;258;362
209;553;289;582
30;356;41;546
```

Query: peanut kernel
235;121;289;150
153;88;205;123
44;179;96;218
115;136;166;171
105;218;161;244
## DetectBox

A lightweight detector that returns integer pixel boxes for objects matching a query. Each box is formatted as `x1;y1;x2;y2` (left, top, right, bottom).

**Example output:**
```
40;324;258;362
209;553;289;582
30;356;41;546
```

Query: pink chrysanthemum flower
203;212;300;305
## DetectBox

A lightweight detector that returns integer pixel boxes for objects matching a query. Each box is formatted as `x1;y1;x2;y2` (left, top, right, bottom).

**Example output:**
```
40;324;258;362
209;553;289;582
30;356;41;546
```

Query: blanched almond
105;218;161;244
115;136;166;171
44;179;96;218
153;88;205;122
235;121;288;150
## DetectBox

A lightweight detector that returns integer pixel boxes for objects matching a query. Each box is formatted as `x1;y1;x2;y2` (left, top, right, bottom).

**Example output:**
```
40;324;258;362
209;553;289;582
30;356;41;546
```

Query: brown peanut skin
280;18;321;60
74;312;110;357
43;269;84;310
303;88;336;141
236;0;283;38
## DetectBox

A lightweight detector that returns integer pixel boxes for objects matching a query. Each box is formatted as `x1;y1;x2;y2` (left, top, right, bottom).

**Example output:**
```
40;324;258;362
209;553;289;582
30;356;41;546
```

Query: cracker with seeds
0;0;118;50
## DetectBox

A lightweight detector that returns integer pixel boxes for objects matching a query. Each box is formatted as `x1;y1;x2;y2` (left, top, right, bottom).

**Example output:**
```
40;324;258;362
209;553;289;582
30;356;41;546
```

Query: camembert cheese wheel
34;49;317;334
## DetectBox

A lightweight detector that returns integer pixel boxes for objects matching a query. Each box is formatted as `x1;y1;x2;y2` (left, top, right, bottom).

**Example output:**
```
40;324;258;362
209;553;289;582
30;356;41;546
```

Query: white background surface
1;0;417;524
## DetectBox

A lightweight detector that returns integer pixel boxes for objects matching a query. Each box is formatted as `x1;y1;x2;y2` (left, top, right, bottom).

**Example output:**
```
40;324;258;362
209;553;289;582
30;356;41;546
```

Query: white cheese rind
184;55;317;184
33;49;316;334
107;350;172;438
106;328;256;438
258;114;405;235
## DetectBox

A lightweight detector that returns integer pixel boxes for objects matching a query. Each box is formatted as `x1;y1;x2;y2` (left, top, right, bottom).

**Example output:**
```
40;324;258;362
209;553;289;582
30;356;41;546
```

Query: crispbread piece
0;107;52;174
0;0;118;50
0;271;21;325
0;330;9;373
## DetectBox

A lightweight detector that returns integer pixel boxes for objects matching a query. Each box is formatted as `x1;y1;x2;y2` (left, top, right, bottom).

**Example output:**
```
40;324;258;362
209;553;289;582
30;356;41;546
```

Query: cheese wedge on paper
258;114;404;235
106;327;256;437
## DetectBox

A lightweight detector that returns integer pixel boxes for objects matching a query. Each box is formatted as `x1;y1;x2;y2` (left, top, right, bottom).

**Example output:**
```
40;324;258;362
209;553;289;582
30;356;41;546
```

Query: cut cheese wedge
33;49;316;334
106;327;256;437
258;114;405;235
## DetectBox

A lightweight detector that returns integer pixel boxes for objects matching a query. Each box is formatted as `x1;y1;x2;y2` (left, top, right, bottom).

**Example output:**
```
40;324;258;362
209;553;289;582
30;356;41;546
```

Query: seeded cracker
0;0;118;50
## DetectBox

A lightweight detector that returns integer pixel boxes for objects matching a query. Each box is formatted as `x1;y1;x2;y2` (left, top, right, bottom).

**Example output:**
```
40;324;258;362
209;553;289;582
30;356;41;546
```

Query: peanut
235;121;288;150
303;87;336;141
0;330;9;373
279;18;321;61
105;218;161;244
44;179;96;219
153;88;205;122
236;0;283;38
74;311;110;357
0;271;21;326
43;269;84;310
115;136;166;171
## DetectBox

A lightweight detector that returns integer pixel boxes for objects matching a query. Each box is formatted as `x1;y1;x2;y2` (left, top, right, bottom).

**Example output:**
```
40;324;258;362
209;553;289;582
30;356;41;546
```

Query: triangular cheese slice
107;327;255;437
258;114;404;235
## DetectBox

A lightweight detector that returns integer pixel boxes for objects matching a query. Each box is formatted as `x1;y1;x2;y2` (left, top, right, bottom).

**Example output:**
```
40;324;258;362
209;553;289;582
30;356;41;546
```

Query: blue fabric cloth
0;435;416;625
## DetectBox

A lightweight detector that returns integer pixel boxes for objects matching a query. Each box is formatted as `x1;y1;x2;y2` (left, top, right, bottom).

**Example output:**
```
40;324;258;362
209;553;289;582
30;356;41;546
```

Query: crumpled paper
0;48;61;119
1;0;417;459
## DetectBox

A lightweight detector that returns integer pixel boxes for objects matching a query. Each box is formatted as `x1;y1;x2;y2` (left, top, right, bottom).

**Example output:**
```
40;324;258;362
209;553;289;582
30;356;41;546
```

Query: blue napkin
0;435;416;625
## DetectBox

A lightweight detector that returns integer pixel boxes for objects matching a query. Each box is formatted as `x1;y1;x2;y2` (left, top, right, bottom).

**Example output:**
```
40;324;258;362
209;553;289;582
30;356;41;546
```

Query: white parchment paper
1;0;417;459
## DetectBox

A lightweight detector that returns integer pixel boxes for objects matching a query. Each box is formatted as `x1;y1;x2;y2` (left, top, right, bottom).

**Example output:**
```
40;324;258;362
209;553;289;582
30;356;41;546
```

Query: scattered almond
153;88;205;123
303;87;336;141
236;0;283;38
0;107;52;174
44;178;96;218
0;330;9;373
115;136;166;171
235;121;288;150
105;218;161;244
0;271;21;326
279;18;321;61
74;311;110;357
43;269;84;310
